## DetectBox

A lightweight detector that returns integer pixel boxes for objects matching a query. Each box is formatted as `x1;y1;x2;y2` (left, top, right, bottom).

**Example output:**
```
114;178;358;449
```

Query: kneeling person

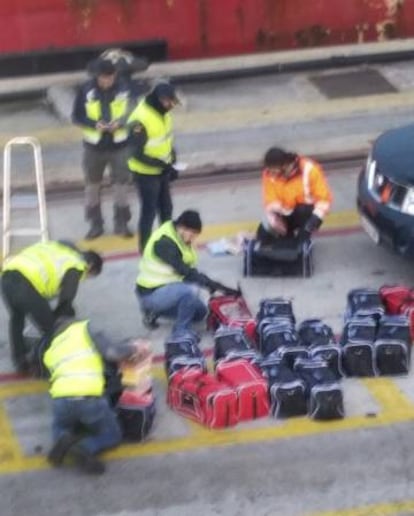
136;210;238;332
44;317;141;475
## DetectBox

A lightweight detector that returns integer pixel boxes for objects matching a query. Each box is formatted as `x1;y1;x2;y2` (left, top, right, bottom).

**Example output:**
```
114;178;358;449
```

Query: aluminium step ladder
2;136;49;261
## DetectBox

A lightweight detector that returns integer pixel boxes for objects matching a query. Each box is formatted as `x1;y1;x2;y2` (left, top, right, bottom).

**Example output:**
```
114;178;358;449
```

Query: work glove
208;280;240;297
163;164;179;182
297;214;322;242
53;304;76;319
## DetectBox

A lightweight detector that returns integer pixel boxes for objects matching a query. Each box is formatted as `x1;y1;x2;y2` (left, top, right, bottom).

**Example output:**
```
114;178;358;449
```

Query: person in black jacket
72;58;134;239
135;210;239;332
1;240;102;373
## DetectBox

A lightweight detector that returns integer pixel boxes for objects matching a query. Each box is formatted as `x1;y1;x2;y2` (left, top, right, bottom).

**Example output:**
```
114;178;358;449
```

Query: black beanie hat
175;210;202;232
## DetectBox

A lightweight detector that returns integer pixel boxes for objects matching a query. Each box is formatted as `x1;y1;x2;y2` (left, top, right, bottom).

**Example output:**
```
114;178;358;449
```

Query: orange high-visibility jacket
262;157;333;219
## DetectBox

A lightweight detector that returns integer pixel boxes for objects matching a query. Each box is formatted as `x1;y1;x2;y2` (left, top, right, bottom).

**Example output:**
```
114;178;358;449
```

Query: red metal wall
0;0;413;59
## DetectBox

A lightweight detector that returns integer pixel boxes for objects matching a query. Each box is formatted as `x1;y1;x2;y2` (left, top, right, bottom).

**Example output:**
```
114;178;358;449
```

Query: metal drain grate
309;69;398;99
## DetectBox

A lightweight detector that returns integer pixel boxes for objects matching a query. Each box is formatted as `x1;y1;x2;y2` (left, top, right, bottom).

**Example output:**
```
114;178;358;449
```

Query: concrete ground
2;43;414;515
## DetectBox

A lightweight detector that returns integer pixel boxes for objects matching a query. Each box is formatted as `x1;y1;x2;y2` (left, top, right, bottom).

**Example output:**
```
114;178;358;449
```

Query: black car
357;123;414;257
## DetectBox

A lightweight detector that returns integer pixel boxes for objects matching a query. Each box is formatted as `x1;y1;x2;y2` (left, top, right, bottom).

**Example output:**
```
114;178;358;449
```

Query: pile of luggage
155;284;413;433
341;288;412;377
166;296;345;428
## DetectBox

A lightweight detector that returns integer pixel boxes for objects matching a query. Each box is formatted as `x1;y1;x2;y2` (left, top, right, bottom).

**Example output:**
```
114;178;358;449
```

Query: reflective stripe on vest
43;321;104;398
2;242;87;298
82;90;129;144
300;158;331;219
136;221;197;289
127;100;173;175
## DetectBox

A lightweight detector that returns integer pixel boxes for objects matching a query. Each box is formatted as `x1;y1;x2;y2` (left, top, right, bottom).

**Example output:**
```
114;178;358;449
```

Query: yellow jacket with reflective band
127;99;173;175
2;241;87;299
136;221;197;289
82;90;129;144
43;321;105;398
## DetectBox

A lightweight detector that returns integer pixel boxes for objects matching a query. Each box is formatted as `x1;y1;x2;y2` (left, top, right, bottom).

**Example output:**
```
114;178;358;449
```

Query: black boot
68;444;106;475
85;205;104;240
114;206;133;238
48;433;78;466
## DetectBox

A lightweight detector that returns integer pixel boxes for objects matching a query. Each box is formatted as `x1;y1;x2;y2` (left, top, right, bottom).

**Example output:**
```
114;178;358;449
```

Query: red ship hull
1;0;413;60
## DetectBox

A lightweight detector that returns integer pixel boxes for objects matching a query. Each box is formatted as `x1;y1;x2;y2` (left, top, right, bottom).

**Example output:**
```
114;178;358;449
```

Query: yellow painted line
308;499;414;516
0;403;24;469
0;380;48;399
2;359;413;474
77;209;361;256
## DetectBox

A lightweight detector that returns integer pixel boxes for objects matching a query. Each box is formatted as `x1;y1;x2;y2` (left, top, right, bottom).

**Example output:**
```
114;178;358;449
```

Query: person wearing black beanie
135;210;239;332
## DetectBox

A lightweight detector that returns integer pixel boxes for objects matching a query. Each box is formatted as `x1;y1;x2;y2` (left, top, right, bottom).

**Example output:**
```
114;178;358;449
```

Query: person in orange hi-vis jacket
256;147;333;245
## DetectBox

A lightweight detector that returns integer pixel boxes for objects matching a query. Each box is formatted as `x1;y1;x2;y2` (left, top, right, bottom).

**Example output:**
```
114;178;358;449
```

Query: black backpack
293;357;344;420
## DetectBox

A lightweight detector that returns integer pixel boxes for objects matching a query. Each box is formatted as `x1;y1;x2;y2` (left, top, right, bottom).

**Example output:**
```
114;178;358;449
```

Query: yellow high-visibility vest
2;241;87;299
82;91;129;144
127;100;173;175
137;221;197;289
43;320;105;398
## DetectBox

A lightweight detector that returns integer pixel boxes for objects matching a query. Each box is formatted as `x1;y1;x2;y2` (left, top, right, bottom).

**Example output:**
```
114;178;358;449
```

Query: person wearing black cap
127;81;181;251
72;58;134;240
135;210;239;332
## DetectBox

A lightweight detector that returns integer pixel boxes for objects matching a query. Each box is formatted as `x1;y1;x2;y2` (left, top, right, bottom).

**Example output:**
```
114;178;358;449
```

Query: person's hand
297;214;322;242
53;304;76;318
266;211;287;236
96;120;110;131
297;227;312;243
208;281;240;297
127;338;152;364
163;164;179;181
107;120;121;132
222;287;241;297
305;214;322;233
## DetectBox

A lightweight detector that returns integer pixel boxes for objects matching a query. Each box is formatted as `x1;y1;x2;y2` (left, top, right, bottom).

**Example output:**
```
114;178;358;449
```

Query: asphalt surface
2;45;414;516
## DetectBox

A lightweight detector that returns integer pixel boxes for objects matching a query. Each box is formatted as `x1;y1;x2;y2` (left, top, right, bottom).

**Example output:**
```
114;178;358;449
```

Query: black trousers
256;204;314;245
1;271;55;370
133;173;173;251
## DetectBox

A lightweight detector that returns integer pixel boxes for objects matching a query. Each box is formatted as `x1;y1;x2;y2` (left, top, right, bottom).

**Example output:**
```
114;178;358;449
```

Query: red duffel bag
167;368;239;429
216;358;270;421
207;294;257;344
379;285;414;339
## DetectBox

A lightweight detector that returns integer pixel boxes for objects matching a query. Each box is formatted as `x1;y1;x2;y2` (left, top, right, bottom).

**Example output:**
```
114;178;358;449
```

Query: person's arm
154;236;238;294
309;164;333;220
262;170;286;216
54;269;82;317
88;324;136;362
129;123;171;169
71;86;97;129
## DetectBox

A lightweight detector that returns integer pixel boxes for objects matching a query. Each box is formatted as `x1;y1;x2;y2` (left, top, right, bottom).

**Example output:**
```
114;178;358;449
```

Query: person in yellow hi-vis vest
1;240;102;373
136;210;239;332
43;317;141;475
72;58;134;240
127;82;180;251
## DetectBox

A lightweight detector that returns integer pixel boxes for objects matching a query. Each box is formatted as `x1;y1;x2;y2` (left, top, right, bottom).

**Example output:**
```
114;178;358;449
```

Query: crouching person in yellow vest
136;210;239;333
1;240;103;373
44;317;141;475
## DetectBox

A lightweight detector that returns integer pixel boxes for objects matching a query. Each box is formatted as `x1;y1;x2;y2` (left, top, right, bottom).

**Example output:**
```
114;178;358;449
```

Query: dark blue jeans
51;396;122;455
137;282;207;333
133;173;173;251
